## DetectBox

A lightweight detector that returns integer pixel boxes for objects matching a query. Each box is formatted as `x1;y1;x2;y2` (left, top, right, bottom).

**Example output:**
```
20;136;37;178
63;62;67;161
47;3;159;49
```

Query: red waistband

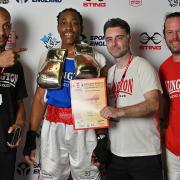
45;105;73;125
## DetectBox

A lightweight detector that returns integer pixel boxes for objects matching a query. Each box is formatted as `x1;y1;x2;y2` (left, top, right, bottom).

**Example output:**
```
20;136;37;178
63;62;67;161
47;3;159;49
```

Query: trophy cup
74;43;100;79
37;48;67;89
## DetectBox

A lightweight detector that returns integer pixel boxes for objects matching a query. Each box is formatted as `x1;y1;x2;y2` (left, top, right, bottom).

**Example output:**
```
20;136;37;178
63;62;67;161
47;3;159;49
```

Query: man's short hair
103;18;130;35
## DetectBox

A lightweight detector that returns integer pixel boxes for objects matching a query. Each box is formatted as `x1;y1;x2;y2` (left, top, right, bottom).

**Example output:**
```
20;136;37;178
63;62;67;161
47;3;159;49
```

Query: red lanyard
112;54;133;103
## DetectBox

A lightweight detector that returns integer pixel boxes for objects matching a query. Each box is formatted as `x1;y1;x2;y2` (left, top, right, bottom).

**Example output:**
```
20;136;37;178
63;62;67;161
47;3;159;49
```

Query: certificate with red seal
70;78;109;130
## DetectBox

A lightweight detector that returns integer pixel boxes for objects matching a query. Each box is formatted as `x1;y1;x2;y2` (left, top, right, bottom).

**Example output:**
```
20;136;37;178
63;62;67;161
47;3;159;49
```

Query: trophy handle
74;43;100;79
37;48;67;89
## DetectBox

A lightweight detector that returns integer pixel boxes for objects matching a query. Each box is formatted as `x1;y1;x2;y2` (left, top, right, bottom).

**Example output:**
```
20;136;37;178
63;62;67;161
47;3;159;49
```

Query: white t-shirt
107;56;162;157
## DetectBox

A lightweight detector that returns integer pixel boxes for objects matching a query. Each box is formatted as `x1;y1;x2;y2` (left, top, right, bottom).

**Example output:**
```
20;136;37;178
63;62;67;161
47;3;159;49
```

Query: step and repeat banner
0;0;180;179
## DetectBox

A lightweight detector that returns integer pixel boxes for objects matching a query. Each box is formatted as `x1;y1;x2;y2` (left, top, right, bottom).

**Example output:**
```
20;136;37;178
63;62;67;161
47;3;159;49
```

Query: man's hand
7;124;22;148
91;152;101;168
0;48;27;68
23;130;39;166
25;149;37;166
100;106;123;119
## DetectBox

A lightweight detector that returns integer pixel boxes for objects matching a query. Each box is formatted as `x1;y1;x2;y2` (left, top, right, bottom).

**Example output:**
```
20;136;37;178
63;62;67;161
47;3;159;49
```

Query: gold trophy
37;48;67;89
74;43;100;79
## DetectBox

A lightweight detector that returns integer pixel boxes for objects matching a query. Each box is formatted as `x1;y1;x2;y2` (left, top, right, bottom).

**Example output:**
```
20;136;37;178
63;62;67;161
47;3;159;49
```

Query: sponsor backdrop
0;0;180;179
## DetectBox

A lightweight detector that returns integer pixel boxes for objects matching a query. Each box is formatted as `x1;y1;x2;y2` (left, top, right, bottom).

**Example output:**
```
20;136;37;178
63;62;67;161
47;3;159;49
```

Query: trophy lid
74;43;100;79
47;48;67;61
75;43;93;57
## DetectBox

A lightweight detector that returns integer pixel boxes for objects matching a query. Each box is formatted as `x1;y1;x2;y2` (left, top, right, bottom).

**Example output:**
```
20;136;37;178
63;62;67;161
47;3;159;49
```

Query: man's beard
168;46;180;55
167;40;180;55
111;50;128;59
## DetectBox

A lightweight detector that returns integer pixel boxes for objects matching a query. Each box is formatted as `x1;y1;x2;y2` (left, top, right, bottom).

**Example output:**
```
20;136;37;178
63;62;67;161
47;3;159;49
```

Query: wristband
94;134;108;164
23;130;39;156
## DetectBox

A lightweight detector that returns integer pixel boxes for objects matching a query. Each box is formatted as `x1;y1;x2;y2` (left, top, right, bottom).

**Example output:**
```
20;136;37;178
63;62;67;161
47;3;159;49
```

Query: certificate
70;78;109;130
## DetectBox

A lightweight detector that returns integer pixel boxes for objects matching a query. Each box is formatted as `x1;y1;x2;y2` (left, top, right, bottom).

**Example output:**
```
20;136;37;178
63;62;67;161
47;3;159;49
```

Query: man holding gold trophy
23;8;108;180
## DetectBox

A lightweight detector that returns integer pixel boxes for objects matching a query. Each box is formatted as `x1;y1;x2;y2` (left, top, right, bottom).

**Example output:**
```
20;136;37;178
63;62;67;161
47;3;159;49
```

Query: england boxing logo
16;0;28;3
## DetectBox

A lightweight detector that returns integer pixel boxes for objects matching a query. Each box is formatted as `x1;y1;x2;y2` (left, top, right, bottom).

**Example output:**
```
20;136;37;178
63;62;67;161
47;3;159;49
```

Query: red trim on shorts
45;105;73;125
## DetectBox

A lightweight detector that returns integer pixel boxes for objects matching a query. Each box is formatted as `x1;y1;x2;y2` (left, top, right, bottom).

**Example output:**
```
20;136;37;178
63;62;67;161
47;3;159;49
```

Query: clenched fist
0;48;27;68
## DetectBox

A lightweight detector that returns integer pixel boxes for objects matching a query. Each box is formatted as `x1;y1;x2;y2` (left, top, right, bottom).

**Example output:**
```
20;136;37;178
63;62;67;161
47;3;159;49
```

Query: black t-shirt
0;61;28;152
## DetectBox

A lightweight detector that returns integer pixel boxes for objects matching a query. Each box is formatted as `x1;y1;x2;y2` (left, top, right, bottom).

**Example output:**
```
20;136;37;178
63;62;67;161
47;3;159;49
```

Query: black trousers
106;153;163;180
0;150;16;180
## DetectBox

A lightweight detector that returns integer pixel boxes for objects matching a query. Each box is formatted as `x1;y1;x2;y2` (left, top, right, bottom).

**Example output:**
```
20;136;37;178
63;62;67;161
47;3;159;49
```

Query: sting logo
83;0;106;7
139;32;162;50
